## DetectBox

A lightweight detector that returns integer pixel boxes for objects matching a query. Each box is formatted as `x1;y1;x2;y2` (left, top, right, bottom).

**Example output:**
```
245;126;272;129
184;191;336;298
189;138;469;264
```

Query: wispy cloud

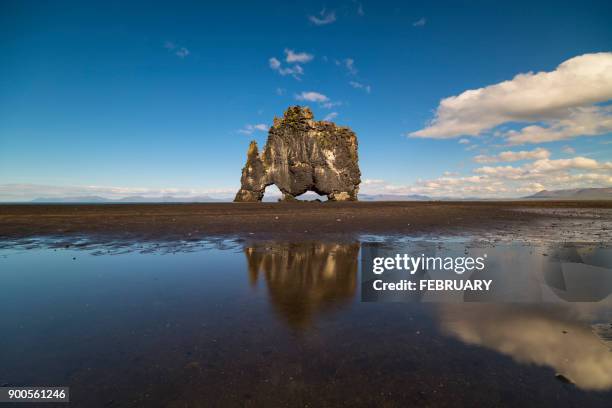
295;91;341;110
269;49;313;79
357;2;364;16
349;80;371;93
459;138;471;144
284;48;314;63
412;17;427;27
322;101;342;109
360;153;612;198
410;52;612;144
335;58;358;75
344;58;357;75
295;91;329;103
323;112;338;121
562;146;576;154
164;41;190;58
505;106;612;145
474;148;551;163
238;123;269;135
269;57;304;80
309;9;336;25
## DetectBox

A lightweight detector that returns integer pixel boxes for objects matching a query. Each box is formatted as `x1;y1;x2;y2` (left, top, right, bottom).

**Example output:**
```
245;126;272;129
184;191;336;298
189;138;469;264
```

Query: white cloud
164;41;190;58
349;81;371;93
360;153;612;198
269;57;281;70
562;146;576;154
239;124;269;135
284;48;314;63
459;138;470;144
295;91;329;103
363;179;385;185
413;17;427;27
505;106;612;145
294;91;340;109
474;148;551;163
269;57;304;79
344;58;357;75
175;47;190;58
472;156;612;179
322;101;342;109
410;52;612;143
528;156;612;172
323;112;338;121
276;87;286;95
309;9;336;25
473;165;525;177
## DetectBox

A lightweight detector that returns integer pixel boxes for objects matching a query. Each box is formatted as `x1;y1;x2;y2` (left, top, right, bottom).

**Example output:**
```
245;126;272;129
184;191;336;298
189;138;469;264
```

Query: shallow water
1;238;611;407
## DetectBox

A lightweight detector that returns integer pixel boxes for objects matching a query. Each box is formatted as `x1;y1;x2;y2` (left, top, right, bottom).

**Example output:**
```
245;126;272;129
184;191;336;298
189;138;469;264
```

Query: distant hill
525;187;612;200
359;194;431;201
116;195;226;203
31;196;111;203
31;195;227;203
26;188;612;203
29;193;433;203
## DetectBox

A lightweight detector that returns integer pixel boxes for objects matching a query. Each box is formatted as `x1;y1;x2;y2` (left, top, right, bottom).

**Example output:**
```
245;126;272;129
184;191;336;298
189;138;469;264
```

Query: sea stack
234;106;361;202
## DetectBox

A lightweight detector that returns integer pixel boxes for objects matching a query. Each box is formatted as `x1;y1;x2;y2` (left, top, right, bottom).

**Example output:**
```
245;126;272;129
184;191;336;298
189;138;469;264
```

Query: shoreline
1;201;611;244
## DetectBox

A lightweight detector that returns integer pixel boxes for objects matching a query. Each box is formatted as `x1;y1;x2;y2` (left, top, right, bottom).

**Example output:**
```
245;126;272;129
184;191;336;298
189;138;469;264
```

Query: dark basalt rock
234;106;361;202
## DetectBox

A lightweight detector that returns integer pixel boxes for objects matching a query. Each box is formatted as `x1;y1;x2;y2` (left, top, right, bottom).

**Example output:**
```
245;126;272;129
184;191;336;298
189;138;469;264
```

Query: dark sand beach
1;201;612;242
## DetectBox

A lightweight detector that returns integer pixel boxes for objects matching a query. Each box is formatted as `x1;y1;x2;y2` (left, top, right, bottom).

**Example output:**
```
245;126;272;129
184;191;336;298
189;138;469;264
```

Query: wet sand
1;201;611;242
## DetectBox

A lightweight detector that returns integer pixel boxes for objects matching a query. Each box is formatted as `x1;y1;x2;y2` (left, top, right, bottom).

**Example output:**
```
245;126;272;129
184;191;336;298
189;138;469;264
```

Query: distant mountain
30;195;229;203
25;193;474;203
31;196;111;203
29;189;612;203
359;194;431;201
262;195;282;202
116;195;226;203
525;187;612;200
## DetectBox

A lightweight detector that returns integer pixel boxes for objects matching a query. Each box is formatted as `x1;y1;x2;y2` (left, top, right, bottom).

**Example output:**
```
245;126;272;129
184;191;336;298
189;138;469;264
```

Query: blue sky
1;0;611;200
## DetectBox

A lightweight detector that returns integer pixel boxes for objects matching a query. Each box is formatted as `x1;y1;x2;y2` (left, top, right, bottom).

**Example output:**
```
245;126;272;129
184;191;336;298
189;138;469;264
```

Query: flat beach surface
1;201;611;242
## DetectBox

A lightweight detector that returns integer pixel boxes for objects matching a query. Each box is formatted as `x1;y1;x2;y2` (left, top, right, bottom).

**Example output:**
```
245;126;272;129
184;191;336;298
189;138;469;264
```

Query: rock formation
234;106;361;202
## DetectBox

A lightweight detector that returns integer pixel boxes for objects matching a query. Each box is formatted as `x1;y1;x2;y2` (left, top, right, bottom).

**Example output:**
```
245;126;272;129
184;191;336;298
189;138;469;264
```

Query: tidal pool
0;238;611;407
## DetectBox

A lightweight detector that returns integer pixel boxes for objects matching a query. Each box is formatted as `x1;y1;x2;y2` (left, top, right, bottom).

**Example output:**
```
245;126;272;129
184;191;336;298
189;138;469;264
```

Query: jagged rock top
272;106;351;130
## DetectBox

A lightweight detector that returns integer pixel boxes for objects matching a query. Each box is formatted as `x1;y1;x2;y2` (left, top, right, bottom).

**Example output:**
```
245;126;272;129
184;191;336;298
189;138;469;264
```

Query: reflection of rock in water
438;303;612;391
244;242;359;330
